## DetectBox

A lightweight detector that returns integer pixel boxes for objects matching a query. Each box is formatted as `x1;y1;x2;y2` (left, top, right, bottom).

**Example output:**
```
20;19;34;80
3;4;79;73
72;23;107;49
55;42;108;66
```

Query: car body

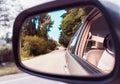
13;0;120;84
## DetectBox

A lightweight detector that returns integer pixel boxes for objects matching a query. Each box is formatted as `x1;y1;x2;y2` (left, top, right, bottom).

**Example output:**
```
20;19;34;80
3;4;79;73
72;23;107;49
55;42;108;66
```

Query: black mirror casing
13;0;120;84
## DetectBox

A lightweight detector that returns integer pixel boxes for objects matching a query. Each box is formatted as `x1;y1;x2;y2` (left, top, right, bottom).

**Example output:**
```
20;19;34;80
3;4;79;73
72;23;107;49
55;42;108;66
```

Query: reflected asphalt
22;46;69;75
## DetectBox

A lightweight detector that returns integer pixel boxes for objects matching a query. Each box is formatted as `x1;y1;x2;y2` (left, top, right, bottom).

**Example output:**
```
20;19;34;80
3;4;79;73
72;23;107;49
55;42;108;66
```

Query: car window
77;12;115;73
83;15;109;59
68;8;93;55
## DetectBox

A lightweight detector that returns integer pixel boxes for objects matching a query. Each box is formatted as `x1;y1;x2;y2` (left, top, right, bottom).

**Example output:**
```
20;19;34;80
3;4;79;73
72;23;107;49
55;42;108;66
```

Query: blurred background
0;0;65;84
0;0;25;76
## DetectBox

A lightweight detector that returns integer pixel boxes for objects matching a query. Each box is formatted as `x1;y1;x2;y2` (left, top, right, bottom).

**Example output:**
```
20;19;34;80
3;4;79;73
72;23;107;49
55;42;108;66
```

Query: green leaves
22;13;53;40
21;13;56;57
21;36;57;56
59;8;86;47
22;36;48;56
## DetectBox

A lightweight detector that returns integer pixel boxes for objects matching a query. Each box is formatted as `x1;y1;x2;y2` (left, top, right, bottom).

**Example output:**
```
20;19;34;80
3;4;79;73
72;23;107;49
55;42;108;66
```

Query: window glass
68;29;80;54
81;14;115;73
83;16;109;59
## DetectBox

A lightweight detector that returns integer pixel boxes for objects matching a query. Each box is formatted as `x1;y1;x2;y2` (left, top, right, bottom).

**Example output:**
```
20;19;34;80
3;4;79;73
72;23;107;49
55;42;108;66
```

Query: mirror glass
20;6;115;76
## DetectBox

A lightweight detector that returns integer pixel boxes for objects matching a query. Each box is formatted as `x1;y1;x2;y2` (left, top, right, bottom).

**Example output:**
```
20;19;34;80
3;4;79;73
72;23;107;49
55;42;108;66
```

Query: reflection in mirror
76;12;115;74
20;6;115;76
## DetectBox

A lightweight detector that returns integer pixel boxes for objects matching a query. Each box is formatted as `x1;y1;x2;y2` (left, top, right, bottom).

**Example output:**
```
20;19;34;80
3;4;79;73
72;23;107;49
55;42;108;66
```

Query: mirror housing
13;0;120;84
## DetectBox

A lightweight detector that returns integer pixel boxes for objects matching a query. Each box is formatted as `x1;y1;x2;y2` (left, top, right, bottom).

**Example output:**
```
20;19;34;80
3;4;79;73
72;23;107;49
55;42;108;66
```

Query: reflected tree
59;8;90;47
21;14;57;56
22;14;53;40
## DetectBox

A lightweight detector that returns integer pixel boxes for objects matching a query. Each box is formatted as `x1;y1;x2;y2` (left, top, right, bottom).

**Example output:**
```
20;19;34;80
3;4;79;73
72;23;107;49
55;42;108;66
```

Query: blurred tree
0;0;23;41
4;32;12;43
0;0;23;63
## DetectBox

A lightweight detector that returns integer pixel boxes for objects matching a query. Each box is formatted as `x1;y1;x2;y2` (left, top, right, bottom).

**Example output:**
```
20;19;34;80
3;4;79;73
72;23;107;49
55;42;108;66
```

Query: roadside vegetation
21;36;57;60
59;7;92;47
0;44;13;62
21;14;58;60
0;44;21;76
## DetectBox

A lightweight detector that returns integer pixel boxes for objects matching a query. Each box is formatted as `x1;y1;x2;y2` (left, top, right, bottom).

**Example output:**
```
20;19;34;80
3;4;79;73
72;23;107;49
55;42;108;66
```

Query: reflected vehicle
66;9;115;75
19;6;115;76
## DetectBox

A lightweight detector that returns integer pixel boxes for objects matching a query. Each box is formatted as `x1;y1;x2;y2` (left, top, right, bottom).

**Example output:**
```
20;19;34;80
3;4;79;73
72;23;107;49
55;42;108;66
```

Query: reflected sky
48;10;66;42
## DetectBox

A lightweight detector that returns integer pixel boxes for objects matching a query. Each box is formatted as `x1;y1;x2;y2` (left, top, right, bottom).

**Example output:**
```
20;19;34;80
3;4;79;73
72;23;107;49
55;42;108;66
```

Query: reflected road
22;47;69;74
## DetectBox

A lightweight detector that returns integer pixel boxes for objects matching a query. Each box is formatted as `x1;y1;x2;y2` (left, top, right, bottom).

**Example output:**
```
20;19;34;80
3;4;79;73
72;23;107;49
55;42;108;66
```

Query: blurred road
0;73;66;84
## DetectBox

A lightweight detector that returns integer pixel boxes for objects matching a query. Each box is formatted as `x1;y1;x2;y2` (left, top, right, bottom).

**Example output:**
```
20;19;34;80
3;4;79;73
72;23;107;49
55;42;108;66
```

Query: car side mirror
13;0;119;84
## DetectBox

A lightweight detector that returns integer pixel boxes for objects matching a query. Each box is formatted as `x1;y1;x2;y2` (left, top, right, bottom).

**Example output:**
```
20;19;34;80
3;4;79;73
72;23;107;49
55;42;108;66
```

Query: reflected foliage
22;14;53;39
20;7;91;58
21;13;57;57
21;36;48;56
59;8;87;47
